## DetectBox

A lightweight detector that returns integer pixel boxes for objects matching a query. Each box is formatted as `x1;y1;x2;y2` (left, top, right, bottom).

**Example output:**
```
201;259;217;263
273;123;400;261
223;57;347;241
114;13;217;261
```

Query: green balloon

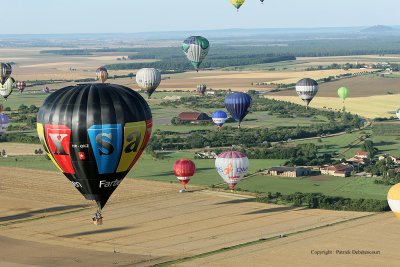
338;87;349;101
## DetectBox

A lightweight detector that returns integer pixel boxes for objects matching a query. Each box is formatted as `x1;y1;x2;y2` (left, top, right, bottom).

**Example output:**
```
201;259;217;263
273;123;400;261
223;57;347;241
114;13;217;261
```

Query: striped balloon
215;151;249;189
197;84;207;95
182;36;209;71
295;78;319;108
224;92;252;128
0;77;14;100
16;81;26;93
96;67;109;83
0;114;9;135
388;183;400;219
0;63;12;85
136;68;161;99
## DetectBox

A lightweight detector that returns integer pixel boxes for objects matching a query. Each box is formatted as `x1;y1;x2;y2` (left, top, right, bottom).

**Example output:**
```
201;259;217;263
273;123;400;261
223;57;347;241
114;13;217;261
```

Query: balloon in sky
173;159;196;190
338;87;349;102
37;83;152;222
96;66;109;83
0;77;14;100
396;109;400;120
16;81;26;94
230;0;246;11
0;63;12;85
182;36;210;72
0;114;9;135
197;84;207;95
136;68;161;99
295;78;319;108
260;0;264;3
388;183;400;219
224;92;252;128
212;110;228;128
215;151;249;189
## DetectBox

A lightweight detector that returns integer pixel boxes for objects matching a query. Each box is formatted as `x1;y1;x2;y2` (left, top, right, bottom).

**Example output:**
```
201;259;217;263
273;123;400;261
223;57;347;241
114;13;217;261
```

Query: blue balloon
212;110;228;128
224;93;252;127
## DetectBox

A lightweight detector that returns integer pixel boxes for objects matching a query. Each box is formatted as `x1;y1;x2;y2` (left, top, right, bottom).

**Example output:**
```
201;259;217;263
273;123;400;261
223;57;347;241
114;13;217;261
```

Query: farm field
177;213;399;267
0;167;373;267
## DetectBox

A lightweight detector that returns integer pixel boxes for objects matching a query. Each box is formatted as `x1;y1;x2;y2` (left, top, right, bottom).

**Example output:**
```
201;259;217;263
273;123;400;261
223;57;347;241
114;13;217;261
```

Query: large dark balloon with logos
37;84;152;212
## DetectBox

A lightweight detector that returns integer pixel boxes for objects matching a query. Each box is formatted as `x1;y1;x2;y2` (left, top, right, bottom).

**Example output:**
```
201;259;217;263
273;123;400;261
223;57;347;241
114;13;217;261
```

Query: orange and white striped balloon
388;183;400;219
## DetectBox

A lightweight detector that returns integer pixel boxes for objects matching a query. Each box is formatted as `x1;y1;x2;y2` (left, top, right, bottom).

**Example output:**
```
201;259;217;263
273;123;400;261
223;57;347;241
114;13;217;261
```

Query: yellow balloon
230;0;246;11
388;183;400;219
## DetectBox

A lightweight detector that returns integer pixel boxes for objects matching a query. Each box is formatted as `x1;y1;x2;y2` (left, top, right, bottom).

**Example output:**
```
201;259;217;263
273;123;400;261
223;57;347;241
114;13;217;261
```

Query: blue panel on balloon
88;124;123;174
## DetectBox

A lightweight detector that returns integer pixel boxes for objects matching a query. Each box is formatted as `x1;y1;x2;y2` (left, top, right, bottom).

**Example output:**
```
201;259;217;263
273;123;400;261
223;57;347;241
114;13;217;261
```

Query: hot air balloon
388;183;400;219
0;77;14;100
173;159;196;191
196;84;207;95
16;81;26;94
42;86;50;93
295;78;319;108
396;109;400;120
0;114;9;135
0;104;3;113
182;36;209;72
338;87;349;103
212;110;228;128
230;0;246;11
215;151;249;190
96;66;109;83
0;63;12;85
136;68;161;99
260;0;264;3
225;92;252;128
37;83;152;224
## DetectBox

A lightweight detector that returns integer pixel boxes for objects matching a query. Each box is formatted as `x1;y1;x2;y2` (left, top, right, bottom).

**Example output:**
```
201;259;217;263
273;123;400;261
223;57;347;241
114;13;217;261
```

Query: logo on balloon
45;125;74;174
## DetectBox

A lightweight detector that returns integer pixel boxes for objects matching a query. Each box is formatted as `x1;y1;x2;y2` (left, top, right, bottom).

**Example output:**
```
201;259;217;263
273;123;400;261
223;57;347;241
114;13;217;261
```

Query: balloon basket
93;217;103;225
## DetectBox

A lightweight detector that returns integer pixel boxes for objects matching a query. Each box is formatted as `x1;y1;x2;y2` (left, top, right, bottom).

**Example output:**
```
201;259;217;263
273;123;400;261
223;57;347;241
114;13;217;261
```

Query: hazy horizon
3;0;399;35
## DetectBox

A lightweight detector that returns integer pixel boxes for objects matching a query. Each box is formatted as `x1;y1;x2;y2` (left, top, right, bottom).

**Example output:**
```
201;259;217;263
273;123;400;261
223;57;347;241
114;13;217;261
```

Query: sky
2;0;399;34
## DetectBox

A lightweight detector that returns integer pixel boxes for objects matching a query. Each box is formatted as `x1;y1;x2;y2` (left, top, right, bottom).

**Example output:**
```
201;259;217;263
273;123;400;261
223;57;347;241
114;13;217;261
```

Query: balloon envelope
0;104;3;113
96;67;109;83
396;109;400;120
197;84;207;95
37;83;153;210
182;36;209;71
136;68;161;98
230;0;246;10
295;78;318;106
215;151;249;189
388;183;400;219
224;92;252;126
212;110;228;128
173;159;196;186
16;81;26;93
0;114;9;135
0;77;14;100
0;63;12;85
338;87;349;101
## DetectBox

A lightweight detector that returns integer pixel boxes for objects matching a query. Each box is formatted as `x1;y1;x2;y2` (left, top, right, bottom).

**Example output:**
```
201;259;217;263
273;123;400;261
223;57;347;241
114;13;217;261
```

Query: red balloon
173;159;196;186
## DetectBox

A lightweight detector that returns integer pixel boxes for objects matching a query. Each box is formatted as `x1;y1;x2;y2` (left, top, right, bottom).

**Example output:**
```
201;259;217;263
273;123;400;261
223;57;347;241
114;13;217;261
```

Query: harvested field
177;213;399;267
0;167;371;266
0;143;44;156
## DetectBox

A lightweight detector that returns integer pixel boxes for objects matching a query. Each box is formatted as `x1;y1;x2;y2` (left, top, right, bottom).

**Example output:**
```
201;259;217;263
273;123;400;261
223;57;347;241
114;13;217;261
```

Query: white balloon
136;68;161;98
215;151;249;189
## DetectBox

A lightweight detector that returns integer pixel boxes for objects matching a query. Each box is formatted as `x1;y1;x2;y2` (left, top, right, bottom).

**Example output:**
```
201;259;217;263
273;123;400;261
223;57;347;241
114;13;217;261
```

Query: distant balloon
230;0;246;11
0;77;14;100
260;0;264;3
388;183;400;219
37;83;152;222
42;86;50;93
197;84;207;95
338;87;349;102
0;63;12;85
224;92;252;128
173;159;196;190
136;68;161;99
0;114;9;135
396;109;400;120
96;67;109;83
295;78;319;108
16;81;26;94
212;110;228;128
0;104;3;113
215;151;249;189
182;36;210;72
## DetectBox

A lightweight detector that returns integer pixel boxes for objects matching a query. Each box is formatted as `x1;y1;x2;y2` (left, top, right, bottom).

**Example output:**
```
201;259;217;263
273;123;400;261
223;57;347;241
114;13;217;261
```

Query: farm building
378;154;400;164
268;167;311;178
355;151;369;159
178;112;211;122
320;163;354;178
